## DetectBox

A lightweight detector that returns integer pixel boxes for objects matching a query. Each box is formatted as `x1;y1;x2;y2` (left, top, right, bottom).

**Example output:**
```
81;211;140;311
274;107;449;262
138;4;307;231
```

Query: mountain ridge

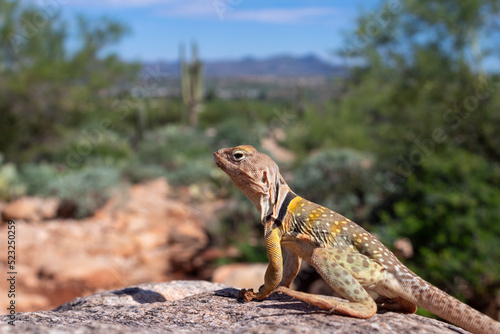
142;54;348;78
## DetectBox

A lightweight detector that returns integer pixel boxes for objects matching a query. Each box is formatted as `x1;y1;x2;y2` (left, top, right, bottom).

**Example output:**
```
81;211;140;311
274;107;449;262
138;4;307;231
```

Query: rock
168;223;210;274
212;263;267;290
47;256;124;290
0;178;212;312
0;280;470;334
1;196;59;222
15;293;50;312
393;237;414;259
54;280;226;307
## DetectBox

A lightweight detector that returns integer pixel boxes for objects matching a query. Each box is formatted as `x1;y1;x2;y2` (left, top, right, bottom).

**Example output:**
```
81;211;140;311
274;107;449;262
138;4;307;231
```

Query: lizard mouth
213;151;225;169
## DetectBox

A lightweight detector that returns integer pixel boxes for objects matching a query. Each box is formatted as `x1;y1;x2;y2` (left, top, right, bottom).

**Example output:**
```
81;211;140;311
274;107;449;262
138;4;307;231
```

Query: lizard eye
231;150;246;162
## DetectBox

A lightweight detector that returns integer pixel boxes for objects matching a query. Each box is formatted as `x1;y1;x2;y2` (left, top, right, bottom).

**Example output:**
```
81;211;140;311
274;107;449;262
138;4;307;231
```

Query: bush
135;124;223;187
0;153;26;200
48;166;121;218
210;117;265;149
19;163;58;196
137;125;210;166
121;162;167;183
374;148;500;304
282;104;371;160
53;129;134;168
166;157;215;186
199;99;279;128
292;148;379;221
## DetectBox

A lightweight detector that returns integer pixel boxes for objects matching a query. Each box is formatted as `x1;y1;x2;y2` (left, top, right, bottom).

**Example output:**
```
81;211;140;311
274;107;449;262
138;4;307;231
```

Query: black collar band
276;191;297;226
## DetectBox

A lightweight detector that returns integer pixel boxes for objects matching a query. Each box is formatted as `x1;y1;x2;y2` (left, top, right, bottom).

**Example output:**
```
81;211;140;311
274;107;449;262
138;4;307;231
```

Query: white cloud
164;2;215;17
224;7;339;24
66;0;175;8
64;0;343;25
157;4;340;24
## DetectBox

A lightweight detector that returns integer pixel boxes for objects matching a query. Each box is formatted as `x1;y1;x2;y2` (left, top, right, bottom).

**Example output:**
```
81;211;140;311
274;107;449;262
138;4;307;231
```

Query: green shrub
48;166;121;218
374;148;500;302
135;124;223;187
147;98;184;125
199;100;279;128
293;148;379;221
282;104;371;159
121;162;167;183
0;153;26;200
54;129;134;166
137;125;210;166
165;157;215;186
19;163;58;196
210;117;264;149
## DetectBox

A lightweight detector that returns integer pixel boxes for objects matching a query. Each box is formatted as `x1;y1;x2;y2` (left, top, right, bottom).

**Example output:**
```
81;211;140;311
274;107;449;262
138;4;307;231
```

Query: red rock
212;263;267;290
0;178;213;312
1;196;59;222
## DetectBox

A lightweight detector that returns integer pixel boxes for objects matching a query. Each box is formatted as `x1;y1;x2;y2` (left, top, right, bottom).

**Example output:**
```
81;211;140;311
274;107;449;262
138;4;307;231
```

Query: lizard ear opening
262;170;275;204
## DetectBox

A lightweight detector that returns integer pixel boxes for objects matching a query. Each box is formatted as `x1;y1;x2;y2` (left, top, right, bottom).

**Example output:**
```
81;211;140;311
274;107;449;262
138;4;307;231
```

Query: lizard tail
404;276;500;334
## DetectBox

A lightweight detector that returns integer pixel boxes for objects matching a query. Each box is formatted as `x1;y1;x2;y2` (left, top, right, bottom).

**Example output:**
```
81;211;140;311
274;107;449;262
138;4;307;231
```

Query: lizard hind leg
276;248;377;319
276;286;376;318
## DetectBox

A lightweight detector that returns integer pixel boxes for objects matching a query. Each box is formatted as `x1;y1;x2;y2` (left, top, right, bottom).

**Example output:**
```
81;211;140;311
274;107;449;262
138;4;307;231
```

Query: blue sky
54;0;382;63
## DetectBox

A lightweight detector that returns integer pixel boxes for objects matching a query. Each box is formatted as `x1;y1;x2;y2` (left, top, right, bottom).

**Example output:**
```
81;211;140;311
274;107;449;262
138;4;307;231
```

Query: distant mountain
142;54;347;78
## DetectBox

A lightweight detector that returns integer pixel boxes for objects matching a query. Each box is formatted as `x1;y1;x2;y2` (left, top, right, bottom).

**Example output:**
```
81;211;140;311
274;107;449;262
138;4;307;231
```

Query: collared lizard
214;145;500;334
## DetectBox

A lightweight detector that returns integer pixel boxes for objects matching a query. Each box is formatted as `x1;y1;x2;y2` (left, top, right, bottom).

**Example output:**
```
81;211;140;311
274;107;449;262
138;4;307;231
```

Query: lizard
214;145;500;334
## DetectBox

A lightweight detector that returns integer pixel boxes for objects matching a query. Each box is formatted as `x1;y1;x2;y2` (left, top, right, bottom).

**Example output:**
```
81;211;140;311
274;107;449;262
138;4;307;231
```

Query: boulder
0;178;211;312
1;196;59;222
212;263;267;290
0;280;470;334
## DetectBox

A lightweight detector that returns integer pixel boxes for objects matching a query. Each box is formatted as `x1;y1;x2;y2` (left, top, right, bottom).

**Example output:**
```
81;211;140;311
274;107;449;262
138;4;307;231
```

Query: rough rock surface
1;280;469;334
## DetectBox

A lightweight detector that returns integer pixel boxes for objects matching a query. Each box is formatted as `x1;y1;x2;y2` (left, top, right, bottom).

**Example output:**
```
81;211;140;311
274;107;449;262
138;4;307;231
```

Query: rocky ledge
1;280;469;334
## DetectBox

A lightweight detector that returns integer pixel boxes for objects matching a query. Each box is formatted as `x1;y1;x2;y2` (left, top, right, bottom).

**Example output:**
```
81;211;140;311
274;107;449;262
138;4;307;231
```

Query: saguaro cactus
180;42;204;127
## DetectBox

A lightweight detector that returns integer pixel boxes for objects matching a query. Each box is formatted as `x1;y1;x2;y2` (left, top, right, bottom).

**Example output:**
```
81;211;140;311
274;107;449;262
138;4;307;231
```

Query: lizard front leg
239;227;283;301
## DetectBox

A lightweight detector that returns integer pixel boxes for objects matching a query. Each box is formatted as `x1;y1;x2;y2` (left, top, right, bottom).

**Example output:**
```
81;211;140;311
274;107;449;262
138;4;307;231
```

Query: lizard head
214;145;288;223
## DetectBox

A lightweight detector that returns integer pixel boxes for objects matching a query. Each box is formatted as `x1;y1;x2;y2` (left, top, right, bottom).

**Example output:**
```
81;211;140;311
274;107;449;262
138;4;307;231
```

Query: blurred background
1;0;499;321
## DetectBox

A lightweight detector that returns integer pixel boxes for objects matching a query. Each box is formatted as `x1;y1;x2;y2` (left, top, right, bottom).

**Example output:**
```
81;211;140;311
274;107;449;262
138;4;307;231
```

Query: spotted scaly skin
214;145;500;334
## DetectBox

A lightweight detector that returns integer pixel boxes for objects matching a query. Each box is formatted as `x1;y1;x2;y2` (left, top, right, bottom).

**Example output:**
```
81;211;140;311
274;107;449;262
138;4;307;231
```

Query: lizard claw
238;288;255;302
